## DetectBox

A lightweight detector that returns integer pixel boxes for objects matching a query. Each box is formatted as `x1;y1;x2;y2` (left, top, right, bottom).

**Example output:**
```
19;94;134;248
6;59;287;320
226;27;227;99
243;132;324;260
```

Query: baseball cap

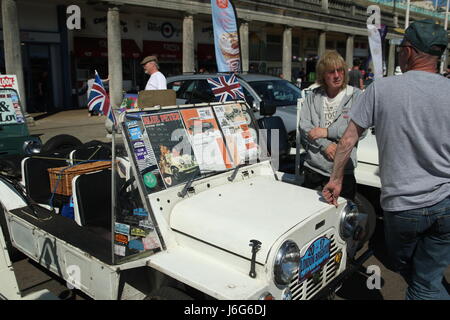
140;55;158;65
404;19;448;56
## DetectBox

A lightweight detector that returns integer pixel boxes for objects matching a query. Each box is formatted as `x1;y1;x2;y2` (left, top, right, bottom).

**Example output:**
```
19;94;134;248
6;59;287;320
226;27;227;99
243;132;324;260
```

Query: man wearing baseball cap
322;19;450;299
140;55;167;90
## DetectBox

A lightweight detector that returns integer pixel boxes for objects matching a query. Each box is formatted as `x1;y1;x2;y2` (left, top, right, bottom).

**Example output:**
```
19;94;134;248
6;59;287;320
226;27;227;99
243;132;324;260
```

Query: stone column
318;31;326;58
2;0;28;118
282;26;292;81
322;0;329;12
388;41;396;76
346;34;354;68
107;6;123;109
239;20;249;73
183;13;195;73
299;32;307;71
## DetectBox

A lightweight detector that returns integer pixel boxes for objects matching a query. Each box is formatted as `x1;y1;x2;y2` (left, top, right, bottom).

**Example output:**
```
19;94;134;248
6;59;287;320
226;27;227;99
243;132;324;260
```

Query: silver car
166;73;302;147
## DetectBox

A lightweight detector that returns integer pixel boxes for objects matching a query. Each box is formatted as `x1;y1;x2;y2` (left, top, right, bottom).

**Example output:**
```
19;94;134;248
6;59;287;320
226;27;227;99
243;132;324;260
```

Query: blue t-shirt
350;71;450;211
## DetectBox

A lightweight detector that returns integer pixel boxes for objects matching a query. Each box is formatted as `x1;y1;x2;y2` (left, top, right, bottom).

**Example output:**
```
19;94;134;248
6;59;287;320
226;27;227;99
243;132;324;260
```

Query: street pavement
28;109;110;144
11;109;450;300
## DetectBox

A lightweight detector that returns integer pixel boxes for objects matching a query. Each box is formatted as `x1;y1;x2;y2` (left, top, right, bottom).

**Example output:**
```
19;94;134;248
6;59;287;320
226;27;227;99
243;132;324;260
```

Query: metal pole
444;0;449;30
440;0;449;73
111;124;116;264
405;0;411;29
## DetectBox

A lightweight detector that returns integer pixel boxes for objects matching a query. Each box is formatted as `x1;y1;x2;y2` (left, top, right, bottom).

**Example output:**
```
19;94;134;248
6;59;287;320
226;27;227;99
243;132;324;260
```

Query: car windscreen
247;80;301;107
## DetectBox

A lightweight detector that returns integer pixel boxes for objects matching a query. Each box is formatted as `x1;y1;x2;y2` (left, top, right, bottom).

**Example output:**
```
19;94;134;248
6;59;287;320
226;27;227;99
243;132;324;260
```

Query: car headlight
274;240;300;287
339;201;359;240
23;139;42;155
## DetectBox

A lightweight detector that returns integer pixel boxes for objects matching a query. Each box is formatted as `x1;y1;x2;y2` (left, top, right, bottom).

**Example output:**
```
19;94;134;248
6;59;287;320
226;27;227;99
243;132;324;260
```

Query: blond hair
316;50;348;89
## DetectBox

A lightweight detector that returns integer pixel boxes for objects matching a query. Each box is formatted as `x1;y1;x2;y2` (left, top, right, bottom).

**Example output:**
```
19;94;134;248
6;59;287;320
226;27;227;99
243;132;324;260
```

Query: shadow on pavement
336;215;389;300
335;265;385;300
369;217;395;271
32;111;60;121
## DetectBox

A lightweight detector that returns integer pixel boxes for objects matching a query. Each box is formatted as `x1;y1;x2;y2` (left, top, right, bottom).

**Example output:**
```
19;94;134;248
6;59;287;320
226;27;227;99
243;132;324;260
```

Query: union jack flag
207;74;245;102
87;71;116;126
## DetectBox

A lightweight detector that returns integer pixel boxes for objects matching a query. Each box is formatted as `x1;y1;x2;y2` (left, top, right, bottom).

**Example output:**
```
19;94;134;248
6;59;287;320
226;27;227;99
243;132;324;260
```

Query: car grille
289;233;341;300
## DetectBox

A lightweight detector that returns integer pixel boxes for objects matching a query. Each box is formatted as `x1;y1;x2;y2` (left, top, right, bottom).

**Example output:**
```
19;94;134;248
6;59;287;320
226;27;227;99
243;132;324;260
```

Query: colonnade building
1;0;448;112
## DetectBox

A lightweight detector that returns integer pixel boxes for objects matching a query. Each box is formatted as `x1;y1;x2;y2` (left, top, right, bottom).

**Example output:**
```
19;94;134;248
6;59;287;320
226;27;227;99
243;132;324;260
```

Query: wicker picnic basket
48;161;112;196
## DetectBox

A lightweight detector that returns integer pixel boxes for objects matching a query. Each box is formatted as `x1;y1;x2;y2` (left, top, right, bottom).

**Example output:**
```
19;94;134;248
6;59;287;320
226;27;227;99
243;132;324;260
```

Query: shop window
189;81;215;103
305;38;318;50
171;80;195;100
326;40;334;49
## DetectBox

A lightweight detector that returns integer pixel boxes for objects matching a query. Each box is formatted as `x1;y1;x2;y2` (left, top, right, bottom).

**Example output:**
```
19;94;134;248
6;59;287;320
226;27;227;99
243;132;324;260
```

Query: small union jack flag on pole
207;74;245;102
87;71;116;126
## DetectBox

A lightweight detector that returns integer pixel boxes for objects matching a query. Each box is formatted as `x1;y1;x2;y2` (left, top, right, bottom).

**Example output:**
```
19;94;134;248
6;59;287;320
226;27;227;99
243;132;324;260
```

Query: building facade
0;0;447;112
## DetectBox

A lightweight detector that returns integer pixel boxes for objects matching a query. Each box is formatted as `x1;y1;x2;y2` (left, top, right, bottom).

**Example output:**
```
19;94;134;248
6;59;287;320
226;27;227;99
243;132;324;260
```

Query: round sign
216;0;229;9
143;172;157;188
161;22;174;38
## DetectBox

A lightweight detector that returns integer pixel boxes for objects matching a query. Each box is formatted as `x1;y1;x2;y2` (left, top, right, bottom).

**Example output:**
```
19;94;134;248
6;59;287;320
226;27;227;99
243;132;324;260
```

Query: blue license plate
298;237;331;283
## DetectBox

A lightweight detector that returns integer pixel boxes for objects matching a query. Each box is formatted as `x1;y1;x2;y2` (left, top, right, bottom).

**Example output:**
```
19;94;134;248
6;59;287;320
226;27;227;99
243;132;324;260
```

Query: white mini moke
0;97;374;300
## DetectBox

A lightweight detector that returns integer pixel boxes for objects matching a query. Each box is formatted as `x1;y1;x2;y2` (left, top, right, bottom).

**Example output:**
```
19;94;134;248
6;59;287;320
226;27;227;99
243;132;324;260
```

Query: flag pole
440;0;450;73
110;111;117;264
405;0;411;29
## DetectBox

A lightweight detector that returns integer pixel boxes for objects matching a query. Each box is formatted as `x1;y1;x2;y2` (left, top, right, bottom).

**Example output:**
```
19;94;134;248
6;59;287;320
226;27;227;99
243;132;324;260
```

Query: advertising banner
211;0;241;72
367;24;383;80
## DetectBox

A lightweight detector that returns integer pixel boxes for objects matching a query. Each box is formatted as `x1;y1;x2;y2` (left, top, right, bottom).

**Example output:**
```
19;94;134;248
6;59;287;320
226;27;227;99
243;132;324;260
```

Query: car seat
256;102;296;174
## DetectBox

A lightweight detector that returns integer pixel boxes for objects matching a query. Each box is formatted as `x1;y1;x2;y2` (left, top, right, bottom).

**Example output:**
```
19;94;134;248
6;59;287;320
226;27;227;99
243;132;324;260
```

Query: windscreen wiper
178;166;237;198
178;168;201;198
228;163;244;182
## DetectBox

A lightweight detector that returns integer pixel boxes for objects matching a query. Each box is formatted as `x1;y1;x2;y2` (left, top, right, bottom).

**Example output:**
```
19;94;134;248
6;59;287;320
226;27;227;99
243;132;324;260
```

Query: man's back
352;71;450;211
145;71;167;90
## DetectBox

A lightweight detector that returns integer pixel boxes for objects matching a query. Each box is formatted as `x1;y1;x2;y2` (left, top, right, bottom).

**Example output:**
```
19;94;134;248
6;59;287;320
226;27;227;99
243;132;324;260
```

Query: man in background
141;56;167;90
348;59;364;89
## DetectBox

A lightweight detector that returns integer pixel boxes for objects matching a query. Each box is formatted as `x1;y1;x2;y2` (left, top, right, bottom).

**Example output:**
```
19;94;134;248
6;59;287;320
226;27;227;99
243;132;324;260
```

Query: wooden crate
48;161;112;196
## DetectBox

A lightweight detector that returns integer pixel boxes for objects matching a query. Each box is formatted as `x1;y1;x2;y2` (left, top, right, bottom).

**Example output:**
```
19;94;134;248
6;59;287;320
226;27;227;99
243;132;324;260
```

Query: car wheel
41;134;82;154
354;192;377;245
144;286;193;300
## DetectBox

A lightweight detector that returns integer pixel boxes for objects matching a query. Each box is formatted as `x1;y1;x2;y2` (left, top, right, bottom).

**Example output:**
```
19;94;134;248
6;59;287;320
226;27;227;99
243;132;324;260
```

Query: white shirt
145;71;167;90
323;89;345;128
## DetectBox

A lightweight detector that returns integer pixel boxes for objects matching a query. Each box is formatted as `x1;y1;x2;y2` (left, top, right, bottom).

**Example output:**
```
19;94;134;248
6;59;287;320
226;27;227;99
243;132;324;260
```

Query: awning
197;43;215;61
74;37;141;59
143;40;182;61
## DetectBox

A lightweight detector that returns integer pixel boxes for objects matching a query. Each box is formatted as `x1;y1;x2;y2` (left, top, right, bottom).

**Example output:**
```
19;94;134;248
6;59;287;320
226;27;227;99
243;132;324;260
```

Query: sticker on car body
115;222;130;235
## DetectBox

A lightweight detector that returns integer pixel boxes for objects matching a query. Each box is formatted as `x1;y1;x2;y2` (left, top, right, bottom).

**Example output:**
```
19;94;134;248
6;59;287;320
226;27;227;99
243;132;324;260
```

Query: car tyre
41;134;82;153
354;192;377;245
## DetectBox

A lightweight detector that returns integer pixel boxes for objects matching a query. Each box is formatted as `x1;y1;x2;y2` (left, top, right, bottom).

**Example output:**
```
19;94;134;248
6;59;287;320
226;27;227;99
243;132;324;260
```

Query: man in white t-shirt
140;56;167;90
299;50;362;201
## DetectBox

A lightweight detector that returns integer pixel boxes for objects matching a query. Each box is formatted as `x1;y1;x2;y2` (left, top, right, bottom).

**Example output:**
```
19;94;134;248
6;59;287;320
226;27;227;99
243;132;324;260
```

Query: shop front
142;40;182;78
73;36;141;107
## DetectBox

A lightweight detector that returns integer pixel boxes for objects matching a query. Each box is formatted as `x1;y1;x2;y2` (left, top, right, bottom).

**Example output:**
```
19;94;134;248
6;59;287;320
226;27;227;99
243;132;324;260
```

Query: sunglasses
326;68;345;74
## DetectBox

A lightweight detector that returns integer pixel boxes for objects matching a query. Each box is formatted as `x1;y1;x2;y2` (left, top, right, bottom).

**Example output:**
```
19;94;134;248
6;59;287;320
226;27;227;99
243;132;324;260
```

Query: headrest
259;101;276;116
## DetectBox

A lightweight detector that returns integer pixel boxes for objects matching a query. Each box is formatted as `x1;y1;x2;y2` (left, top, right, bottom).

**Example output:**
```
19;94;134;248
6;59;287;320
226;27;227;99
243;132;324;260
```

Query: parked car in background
167;74;302;148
